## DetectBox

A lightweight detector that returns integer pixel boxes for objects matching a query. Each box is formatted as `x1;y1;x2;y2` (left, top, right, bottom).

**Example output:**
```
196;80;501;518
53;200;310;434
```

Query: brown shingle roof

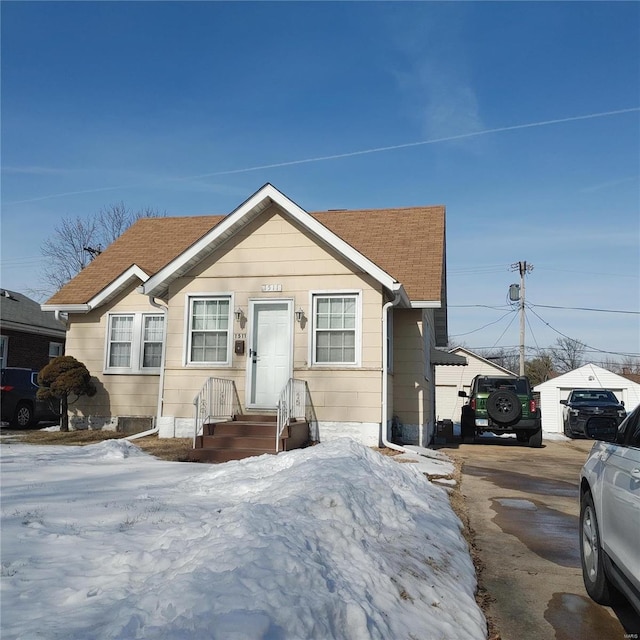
46;204;445;305
311;206;445;302
46;216;222;305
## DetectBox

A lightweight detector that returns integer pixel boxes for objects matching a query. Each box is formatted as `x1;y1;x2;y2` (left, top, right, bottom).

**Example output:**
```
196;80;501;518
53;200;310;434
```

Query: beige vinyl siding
392;309;430;427
161;206;384;421
63;287;161;418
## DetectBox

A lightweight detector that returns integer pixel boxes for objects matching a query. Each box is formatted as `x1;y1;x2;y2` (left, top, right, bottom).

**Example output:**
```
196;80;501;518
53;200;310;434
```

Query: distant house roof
448;347;516;375
534;363;640;391
44;184;447;311
0;289;66;338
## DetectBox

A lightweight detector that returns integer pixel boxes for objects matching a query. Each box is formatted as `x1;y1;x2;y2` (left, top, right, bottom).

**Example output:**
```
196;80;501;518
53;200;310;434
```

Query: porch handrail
276;378;307;453
193;377;240;447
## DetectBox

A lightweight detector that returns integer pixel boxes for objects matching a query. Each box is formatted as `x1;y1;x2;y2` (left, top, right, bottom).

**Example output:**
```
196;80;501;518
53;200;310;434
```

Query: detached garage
534;363;640;434
435;347;513;424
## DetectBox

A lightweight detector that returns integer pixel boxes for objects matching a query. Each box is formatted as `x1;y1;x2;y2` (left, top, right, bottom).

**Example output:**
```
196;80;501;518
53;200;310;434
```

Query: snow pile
0;438;486;640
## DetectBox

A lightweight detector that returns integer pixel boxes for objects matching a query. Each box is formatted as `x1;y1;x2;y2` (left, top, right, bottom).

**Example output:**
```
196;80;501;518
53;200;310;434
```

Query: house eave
0;319;66;338
41;304;91;314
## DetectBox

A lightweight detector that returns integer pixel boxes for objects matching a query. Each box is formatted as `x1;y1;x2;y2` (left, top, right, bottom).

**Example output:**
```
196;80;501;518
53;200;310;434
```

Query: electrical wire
491;311;519;349
525;304;640;358
528;302;639;315
448;309;518;338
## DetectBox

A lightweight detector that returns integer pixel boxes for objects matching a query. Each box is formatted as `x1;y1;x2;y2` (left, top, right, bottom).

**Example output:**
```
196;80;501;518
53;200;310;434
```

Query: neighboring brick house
43;184;460;448
0;289;66;370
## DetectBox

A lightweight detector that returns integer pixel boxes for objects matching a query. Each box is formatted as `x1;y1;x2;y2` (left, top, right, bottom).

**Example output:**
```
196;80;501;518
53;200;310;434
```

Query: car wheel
580;491;615;605
563;419;574;439
12;402;34;428
486;390;522;424
460;406;475;442
528;428;542;448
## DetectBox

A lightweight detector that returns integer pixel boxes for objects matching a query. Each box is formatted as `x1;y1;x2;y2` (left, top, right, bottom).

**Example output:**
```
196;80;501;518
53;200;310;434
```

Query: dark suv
458;375;542;447
0;368;59;427
560;389;626;439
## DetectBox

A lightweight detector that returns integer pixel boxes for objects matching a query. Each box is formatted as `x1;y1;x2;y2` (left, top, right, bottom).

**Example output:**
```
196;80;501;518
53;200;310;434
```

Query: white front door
248;301;292;408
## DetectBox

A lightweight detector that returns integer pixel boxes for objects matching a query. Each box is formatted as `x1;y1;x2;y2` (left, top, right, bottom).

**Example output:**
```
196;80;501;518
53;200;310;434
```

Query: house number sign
261;284;283;292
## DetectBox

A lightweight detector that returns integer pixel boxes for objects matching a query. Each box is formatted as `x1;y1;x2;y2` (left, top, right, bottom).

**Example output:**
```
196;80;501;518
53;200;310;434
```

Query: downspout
126;296;167;441
382;291;404;452
54;310;67;327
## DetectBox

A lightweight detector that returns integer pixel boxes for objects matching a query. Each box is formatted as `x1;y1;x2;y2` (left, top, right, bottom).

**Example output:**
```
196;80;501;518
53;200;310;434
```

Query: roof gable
534;363;640;391
142;184;406;301
44;184;446;312
450;347;516;375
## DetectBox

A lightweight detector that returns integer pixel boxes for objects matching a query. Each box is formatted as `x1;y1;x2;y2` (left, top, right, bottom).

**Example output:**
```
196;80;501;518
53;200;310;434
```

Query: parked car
0;368;59;427
561;389;626;439
579;403;640;616
458;375;542;447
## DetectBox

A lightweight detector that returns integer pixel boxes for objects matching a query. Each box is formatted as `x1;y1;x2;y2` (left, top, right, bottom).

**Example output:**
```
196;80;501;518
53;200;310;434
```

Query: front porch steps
189;414;309;463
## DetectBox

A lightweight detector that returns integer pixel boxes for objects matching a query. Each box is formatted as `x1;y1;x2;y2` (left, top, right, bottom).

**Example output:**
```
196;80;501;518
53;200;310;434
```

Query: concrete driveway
439;435;640;640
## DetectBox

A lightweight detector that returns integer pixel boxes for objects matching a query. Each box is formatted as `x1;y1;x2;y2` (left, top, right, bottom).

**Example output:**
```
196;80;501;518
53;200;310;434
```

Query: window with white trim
105;313;164;373
187;297;231;365
312;294;359;365
49;342;64;359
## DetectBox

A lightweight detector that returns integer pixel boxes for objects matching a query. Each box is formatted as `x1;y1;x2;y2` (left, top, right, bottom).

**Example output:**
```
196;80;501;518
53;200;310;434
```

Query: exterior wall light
235;307;245;322
295;308;305;323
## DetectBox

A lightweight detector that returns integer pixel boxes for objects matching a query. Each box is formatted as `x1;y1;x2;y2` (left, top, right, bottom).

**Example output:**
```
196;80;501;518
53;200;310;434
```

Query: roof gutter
381;291;405;453
127;295;167;441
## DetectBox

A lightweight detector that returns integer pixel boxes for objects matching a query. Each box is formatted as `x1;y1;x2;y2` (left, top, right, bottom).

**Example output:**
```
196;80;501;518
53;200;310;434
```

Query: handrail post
193;377;239;447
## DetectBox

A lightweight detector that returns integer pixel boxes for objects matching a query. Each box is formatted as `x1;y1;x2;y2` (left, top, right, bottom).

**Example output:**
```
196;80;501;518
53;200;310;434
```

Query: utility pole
510;261;534;376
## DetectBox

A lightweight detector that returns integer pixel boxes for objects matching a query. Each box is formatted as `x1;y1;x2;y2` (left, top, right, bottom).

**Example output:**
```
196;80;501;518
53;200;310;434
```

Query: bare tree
478;348;519;374
41;217;98;293
525;353;555;386
549;337;586;373
40;203;165;295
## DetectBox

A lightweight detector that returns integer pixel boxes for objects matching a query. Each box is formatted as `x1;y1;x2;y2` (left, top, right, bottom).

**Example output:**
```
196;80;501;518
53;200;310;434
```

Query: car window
620;407;640;447
478;378;528;394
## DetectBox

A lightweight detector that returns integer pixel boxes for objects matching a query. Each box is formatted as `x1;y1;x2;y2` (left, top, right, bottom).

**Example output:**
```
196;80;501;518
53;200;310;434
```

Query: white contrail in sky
5;107;639;205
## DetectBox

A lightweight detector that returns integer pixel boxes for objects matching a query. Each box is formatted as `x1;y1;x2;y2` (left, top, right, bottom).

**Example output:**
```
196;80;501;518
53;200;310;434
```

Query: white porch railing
193;378;240;447
276;378;308;453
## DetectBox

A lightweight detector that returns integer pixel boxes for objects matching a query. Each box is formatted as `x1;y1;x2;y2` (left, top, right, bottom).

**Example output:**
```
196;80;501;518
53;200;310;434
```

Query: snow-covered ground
0;437;487;640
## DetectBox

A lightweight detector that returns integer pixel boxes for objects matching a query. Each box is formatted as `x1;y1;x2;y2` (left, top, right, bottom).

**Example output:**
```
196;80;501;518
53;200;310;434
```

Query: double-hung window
312;293;359;365
105;313;164;373
187;297;231;365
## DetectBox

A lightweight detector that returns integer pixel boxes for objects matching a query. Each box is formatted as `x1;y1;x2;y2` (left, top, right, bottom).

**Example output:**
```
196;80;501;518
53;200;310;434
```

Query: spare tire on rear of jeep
486;389;522;424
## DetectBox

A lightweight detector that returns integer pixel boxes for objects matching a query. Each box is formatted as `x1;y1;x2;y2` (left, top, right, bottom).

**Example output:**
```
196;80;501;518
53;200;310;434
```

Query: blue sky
2;1;639;363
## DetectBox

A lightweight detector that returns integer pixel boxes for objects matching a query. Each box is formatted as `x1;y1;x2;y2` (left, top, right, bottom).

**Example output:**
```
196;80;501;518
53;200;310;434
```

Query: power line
449;309;518;338
525;304;640;358
528;302;640;315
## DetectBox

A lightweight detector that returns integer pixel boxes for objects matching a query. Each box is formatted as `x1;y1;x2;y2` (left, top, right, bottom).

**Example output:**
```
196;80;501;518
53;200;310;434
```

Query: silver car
579;403;640;616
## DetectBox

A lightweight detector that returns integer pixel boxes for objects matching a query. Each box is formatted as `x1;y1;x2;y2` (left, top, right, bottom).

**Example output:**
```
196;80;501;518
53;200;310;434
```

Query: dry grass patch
3;430;196;462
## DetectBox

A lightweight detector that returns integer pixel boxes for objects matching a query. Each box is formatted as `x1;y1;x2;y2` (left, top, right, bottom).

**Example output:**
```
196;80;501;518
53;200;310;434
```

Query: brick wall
1;329;65;371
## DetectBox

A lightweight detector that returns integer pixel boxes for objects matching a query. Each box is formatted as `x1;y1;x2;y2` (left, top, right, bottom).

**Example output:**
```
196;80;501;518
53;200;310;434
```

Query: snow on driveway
0;437;486;639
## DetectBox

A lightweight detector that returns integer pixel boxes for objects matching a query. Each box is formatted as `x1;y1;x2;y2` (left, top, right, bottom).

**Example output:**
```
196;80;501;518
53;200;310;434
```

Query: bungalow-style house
1;289;66;370
42;184;456;458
